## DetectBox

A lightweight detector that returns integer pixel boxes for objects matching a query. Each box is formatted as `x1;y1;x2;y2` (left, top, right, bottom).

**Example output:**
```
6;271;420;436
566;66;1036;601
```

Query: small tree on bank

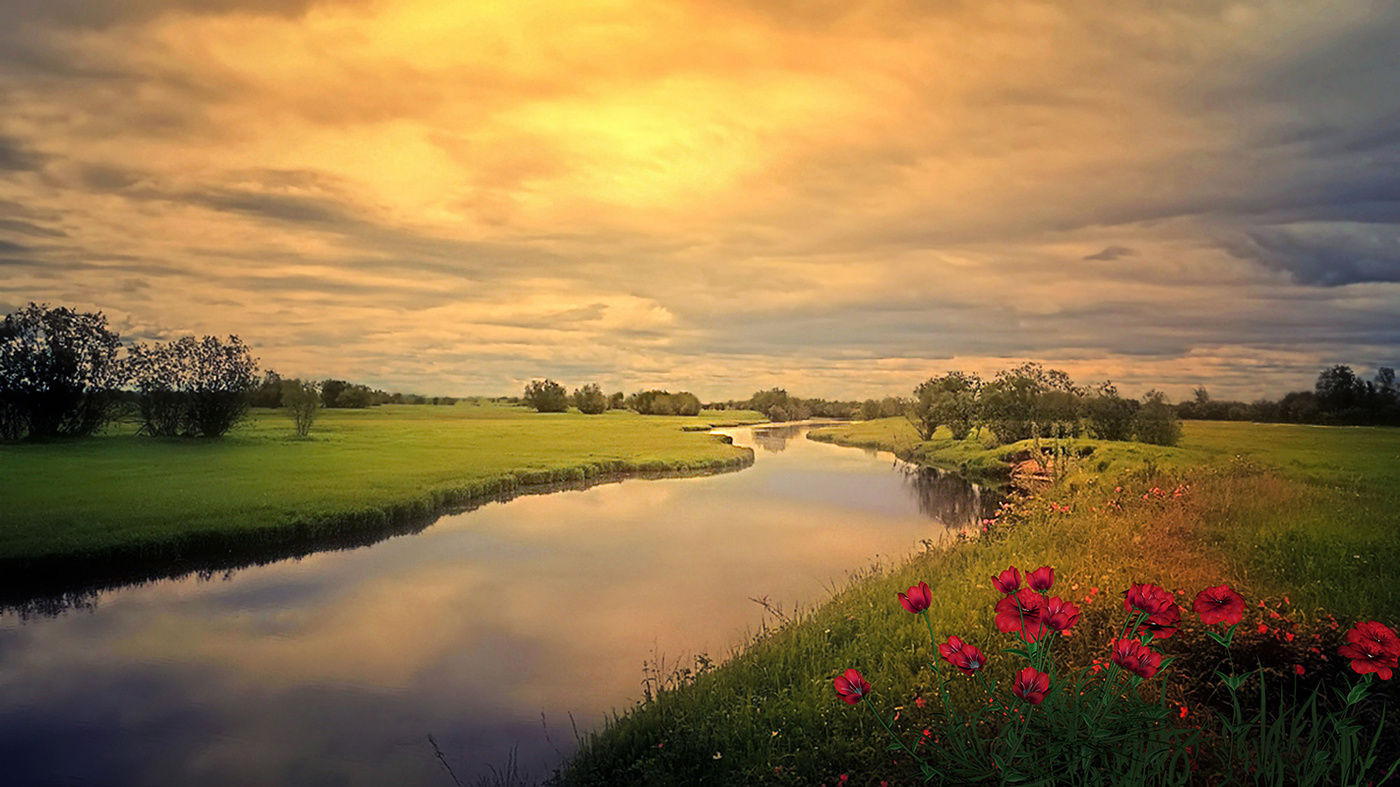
524;379;569;412
282;378;320;437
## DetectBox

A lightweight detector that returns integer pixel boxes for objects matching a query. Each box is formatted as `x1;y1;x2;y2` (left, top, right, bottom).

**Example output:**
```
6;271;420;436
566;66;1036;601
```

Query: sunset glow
3;0;1397;398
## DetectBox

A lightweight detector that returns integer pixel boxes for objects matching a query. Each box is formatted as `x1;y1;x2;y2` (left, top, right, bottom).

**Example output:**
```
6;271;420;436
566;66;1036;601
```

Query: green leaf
1346;681;1371;707
1002;648;1031;659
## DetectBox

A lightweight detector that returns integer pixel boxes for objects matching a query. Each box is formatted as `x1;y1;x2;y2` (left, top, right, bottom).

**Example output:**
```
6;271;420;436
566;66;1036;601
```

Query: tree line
520;379;703;416
1178;365;1399;426
0;303;453;441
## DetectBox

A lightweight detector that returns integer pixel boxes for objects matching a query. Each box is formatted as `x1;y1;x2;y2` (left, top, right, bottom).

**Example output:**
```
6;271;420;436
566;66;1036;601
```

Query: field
0;403;764;565
561;419;1400;785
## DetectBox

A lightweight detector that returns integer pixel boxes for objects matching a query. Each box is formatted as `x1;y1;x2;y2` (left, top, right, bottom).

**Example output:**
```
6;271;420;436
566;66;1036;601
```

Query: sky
1;0;1398;401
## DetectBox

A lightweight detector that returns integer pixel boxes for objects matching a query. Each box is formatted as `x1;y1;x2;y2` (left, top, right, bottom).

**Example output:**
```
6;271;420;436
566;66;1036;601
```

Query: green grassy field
561;419;1400;785
0;403;765;563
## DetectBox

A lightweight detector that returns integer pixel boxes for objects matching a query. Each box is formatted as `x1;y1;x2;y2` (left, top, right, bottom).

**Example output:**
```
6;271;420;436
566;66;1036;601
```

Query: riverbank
559;420;1400;785
0;404;765;588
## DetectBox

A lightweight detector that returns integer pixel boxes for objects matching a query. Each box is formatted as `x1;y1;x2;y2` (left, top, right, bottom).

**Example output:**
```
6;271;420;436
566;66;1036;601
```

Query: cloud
0;0;1397;400
1083;245;1135;262
1227;223;1400;287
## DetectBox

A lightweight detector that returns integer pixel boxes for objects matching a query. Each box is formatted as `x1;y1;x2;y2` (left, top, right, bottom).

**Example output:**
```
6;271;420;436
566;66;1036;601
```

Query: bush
128;335;258;438
1135;390;1182;446
524;379;569;412
574;383;608;415
0;303;125;440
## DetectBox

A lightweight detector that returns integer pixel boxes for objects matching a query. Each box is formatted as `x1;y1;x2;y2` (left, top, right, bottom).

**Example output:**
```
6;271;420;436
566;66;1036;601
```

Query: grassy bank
560;420;1400;785
0;404;765;567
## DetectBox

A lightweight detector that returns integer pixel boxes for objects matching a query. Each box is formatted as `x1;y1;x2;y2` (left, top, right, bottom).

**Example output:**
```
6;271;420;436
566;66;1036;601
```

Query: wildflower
995;588;1048;642
1012;667;1050;705
1339;625;1399;680
914;696;926;709
938;635;987;675
1295;665;1306;676
1136;605;1181;639
834;668;872;704
1027;566;1055;591
1124;583;1175;616
992;566;1021;595
1042;596;1081;632
1257;623;1269;635
1111;638;1163;680
899;581;932;614
1345;621;1400;656
1192;585;1247;626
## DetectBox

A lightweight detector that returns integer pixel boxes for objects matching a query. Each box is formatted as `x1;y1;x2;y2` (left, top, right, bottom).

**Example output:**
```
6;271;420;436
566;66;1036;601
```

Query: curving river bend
0;425;993;785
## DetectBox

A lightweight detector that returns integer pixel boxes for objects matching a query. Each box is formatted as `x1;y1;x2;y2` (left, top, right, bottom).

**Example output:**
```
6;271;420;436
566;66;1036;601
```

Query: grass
0;403;765;565
559;419;1400;785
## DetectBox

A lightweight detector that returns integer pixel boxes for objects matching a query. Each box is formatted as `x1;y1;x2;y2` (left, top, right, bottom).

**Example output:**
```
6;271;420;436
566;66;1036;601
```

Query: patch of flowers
834;567;1399;785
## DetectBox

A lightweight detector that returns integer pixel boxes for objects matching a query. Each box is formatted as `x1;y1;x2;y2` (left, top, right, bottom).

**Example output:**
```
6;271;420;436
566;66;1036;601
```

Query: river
0;424;993;785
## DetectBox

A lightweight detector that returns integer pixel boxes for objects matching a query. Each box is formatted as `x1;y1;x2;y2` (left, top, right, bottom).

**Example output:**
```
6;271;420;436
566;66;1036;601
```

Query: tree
1134;390;1181;446
129;335;258;438
248;370;284;408
523;379;568;412
908;372;982;441
1085;381;1136;441
1315;365;1369;423
0;303;125;440
281;378;319;437
574;383;608;415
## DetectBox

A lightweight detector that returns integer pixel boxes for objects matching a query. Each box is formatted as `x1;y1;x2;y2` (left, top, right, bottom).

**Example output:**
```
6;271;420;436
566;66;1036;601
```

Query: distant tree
335;385;373;409
0;303;125;440
1085;381;1136;441
1314;364;1371;423
671;391;702;416
1134;390;1181;446
608;391;625;410
574;383;608;414
248;370;284;408
523;379;569;412
860;399;882;420
281;378;319;437
320;379;349;408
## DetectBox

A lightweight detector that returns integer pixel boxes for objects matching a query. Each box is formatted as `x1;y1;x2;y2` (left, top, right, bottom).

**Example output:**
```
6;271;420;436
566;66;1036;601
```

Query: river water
0;425;992;785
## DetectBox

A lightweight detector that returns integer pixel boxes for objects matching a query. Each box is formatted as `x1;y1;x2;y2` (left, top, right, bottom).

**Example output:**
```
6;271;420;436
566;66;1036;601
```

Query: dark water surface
0;426;992;786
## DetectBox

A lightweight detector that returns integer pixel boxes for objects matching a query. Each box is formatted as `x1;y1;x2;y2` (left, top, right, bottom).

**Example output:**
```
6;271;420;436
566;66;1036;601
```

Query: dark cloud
1083;245;1134;262
1227;225;1400;287
0;0;362;32
186;189;354;227
0;219;67;239
0;137;46;172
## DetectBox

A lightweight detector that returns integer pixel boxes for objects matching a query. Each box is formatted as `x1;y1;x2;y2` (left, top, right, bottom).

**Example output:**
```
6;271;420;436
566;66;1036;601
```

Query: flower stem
863;697;928;768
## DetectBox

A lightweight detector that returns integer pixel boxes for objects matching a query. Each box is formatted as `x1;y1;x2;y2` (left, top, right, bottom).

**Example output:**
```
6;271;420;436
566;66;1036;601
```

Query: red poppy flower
834;668;872;704
1041;596;1080;632
1026;566;1055;592
1012;667;1050;705
1111;638;1163;680
1123;583;1175;616
1135;605;1182;640
992;566;1021;595
937;635;987;675
995;588;1048;641
1345;621;1400;657
899;581;932;614
1192;585;1247;626
1339;625;1399;680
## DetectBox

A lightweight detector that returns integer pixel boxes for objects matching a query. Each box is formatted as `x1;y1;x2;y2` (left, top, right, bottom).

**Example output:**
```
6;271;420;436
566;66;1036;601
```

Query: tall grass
559;421;1400;785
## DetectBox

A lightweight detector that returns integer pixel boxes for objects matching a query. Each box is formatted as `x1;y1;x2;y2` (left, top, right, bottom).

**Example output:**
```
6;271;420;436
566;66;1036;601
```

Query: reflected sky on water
0;426;992;785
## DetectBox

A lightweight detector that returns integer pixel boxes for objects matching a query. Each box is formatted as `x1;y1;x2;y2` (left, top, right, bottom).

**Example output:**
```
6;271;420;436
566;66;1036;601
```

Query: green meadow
560;419;1400;785
0;403;764;563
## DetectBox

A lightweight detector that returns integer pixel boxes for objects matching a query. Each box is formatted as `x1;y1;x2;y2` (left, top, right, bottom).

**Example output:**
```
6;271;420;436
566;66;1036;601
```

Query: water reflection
900;465;992;528
0;426;994;785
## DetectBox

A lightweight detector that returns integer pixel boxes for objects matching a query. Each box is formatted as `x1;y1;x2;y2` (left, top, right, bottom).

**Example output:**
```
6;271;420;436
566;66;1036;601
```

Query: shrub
523;379;569;412
0;303;125;440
